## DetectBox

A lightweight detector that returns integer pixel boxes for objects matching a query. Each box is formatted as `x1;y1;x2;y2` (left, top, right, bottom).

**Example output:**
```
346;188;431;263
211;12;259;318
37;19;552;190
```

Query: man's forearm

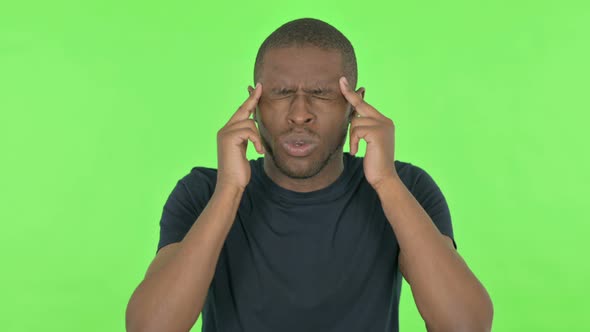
126;185;244;332
374;176;493;332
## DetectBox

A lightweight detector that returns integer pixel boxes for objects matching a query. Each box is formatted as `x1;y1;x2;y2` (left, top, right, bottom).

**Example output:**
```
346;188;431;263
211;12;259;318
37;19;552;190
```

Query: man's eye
312;91;334;100
276;92;293;99
312;95;330;100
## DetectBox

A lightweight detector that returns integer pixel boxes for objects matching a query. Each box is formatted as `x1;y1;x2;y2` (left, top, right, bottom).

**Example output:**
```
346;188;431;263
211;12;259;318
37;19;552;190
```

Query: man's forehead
261;47;343;71
267;78;338;87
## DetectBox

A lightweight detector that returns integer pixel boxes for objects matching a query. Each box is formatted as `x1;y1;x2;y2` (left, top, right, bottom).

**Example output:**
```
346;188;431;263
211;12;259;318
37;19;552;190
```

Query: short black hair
254;18;358;88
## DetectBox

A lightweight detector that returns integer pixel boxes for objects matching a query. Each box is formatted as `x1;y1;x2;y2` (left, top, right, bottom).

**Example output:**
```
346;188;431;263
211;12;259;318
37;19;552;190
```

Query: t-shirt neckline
251;152;360;204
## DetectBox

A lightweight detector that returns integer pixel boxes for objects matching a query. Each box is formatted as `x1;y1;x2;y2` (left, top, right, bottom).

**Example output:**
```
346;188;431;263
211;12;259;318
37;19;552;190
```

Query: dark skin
246;46;493;331
248;46;364;192
126;45;492;332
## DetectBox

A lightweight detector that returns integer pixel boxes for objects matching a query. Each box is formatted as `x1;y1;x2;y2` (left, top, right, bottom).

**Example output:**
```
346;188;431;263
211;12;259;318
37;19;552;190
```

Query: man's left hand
339;76;398;189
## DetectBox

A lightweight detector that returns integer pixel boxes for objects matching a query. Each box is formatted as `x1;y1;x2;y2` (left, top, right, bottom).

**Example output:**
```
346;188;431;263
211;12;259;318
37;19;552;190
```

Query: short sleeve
410;165;457;249
157;170;213;253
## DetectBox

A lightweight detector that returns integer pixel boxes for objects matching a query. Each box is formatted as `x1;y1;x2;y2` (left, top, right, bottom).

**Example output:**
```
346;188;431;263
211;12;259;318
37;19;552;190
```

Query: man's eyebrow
270;83;336;93
270;87;296;93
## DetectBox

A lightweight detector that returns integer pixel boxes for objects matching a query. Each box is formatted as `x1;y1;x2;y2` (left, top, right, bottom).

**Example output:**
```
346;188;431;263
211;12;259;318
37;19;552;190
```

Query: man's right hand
216;82;264;192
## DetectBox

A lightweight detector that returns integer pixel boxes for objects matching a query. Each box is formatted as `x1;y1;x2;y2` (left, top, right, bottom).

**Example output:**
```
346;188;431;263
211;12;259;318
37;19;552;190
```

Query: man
126;18;493;332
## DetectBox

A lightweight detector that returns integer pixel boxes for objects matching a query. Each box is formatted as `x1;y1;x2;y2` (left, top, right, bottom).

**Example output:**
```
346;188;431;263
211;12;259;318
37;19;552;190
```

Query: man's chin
272;153;326;180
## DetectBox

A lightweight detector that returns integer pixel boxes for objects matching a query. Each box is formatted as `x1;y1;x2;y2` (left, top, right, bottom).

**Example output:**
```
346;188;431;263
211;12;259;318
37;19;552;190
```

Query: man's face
254;46;361;179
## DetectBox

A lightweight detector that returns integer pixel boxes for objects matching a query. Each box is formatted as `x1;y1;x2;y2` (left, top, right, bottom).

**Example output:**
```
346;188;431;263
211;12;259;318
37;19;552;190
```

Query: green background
1;0;588;331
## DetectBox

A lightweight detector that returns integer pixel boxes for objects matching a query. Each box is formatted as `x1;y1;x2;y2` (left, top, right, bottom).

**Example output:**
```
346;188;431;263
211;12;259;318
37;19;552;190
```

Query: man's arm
375;176;493;332
126;83;265;332
337;76;492;331
126;185;244;332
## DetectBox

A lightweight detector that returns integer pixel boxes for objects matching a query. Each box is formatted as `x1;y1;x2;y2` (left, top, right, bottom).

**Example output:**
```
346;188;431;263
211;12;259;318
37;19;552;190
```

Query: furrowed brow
302;86;334;94
269;81;336;94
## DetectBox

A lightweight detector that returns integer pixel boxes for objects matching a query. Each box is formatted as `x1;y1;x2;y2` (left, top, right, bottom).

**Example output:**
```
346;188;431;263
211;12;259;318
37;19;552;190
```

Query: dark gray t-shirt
157;152;455;332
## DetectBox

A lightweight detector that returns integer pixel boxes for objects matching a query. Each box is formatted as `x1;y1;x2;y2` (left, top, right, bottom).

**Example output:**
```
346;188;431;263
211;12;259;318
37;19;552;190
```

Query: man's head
254;18;358;90
250;18;365;180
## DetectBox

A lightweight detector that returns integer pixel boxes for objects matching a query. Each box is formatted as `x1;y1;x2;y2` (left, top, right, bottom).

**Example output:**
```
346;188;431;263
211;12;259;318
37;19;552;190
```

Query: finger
349;118;379;155
350;116;380;127
227;82;262;125
221;119;263;153
224;127;265;154
225;127;265;154
339;77;382;119
349;125;373;156
349;124;358;156
223;118;258;133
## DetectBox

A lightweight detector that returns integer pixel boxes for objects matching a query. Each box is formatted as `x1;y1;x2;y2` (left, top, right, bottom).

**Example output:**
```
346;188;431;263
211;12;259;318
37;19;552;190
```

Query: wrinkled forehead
265;79;340;93
259;47;345;88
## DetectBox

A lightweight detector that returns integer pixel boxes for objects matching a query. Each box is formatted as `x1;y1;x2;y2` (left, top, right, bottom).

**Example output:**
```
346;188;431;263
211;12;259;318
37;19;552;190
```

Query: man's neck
263;153;344;193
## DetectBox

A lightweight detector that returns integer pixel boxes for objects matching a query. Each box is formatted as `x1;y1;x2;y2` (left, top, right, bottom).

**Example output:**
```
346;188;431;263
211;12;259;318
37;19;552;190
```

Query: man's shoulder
394;159;413;175
394;159;439;192
177;157;263;193
187;165;218;179
393;160;451;210
176;166;218;194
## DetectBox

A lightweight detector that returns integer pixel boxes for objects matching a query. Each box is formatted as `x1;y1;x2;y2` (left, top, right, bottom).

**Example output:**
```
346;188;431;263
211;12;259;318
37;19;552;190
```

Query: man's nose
287;94;315;125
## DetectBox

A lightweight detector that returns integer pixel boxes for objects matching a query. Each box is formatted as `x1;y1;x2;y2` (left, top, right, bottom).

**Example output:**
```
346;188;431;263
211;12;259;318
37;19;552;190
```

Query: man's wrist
214;182;246;199
373;174;403;197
